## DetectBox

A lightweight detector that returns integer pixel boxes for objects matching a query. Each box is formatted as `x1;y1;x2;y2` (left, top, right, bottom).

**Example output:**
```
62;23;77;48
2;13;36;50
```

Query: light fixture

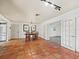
35;14;40;16
41;0;61;11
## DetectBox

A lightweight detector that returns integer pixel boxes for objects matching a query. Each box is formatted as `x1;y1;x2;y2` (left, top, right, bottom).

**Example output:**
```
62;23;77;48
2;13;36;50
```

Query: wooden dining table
25;32;38;41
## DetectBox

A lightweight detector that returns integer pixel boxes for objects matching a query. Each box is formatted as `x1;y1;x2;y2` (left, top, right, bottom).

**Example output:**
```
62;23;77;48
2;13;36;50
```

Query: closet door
65;21;70;48
69;19;76;51
61;21;66;46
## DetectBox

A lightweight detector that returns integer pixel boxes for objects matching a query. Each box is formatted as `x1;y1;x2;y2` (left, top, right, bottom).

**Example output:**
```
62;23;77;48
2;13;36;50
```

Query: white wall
11;23;27;38
11;24;19;38
48;21;61;37
11;23;38;39
0;14;11;41
38;8;79;52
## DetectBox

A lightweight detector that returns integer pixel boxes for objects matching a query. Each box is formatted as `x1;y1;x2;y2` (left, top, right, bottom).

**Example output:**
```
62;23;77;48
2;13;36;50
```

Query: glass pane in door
0;23;7;41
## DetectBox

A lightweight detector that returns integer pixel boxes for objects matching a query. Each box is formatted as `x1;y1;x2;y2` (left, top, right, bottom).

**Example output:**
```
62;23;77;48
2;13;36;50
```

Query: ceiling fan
41;0;61;11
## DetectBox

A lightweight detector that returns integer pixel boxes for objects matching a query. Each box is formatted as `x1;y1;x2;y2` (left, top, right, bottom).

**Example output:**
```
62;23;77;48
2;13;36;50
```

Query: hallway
0;38;78;59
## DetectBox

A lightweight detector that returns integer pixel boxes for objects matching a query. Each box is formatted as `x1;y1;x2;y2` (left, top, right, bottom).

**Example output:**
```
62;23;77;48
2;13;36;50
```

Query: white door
0;23;7;41
69;19;76;51
61;20;66;46
65;20;70;48
44;25;48;40
76;18;79;52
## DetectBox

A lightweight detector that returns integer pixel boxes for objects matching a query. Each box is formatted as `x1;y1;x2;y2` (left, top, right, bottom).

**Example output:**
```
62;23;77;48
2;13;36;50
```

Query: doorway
47;21;61;45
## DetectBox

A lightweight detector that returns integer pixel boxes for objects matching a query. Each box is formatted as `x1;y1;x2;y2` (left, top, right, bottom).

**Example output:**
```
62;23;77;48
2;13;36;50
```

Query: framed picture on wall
23;24;29;32
31;25;36;32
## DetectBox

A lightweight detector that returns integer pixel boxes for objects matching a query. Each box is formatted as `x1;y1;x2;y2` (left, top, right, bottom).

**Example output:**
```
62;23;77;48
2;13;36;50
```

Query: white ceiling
0;0;79;23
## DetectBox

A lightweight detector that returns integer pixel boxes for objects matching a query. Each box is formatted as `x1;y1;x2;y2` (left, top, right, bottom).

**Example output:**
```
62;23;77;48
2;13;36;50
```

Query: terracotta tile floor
0;38;79;59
